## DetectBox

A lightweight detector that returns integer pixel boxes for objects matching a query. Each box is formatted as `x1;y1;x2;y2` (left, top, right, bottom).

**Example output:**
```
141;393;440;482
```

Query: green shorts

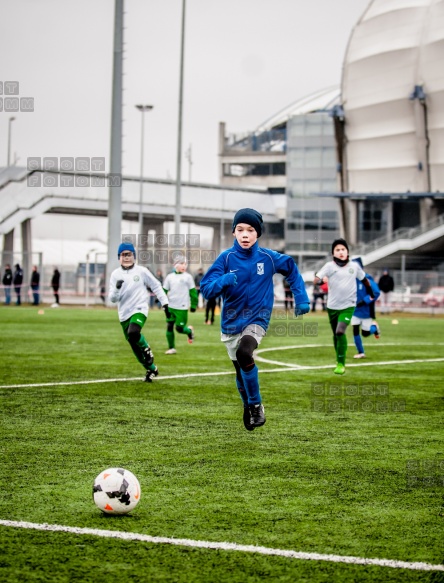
120;313;147;336
167;307;188;327
327;306;355;333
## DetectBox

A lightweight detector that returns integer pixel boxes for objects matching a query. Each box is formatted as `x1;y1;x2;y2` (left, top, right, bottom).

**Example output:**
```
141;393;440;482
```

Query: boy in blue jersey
200;208;310;431
351;258;381;359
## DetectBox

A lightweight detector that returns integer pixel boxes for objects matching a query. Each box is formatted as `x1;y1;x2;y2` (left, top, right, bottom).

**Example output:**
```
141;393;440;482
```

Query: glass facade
286;112;340;254
223;162;286;177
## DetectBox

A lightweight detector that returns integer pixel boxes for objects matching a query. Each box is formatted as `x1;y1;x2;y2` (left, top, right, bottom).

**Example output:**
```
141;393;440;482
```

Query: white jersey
163;271;195;310
109;264;168;322
316;260;365;310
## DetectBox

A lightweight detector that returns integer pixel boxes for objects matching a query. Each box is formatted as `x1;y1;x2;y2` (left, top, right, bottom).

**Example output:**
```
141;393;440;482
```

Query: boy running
314;239;374;375
163;256;198;354
200;208;309;431
108;242;170;382
351;258;381;359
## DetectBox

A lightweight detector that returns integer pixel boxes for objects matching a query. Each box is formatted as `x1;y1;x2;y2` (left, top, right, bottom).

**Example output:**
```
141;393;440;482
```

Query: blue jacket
200;239;309;334
354;274;380;319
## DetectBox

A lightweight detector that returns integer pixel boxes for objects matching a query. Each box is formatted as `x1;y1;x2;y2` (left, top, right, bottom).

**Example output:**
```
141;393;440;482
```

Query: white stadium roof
342;0;444;193
254;86;340;133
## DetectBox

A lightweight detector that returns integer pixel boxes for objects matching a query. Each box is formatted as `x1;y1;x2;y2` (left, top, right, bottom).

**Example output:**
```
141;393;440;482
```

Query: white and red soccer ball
93;467;141;514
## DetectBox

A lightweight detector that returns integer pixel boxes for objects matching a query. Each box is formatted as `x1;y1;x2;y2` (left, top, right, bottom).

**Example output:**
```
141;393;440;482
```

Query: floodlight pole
174;0;186;236
136;104;154;236
85;248;96;308
7;117;16;167
185;144;193;182
106;0;124;306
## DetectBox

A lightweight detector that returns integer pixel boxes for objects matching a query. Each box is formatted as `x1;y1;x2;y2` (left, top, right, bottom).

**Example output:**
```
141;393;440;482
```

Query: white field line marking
2;359;444;390
255;342;444;368
0;371;234;389
0;520;442;572
1;344;443;390
255;343;332;367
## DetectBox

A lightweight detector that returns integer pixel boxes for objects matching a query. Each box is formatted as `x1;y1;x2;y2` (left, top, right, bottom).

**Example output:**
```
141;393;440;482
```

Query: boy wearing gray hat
200;208;309;431
109;242;170;382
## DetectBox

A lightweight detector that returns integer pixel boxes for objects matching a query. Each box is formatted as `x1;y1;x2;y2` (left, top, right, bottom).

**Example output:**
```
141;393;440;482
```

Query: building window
224;163;286;177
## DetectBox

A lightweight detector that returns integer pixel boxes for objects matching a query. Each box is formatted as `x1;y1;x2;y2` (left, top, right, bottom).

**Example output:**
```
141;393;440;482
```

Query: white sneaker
165;348;177;355
353;353;366;359
51;303;60;308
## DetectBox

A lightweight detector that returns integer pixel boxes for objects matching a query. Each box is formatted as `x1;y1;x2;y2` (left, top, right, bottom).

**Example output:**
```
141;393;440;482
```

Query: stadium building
219;0;444;282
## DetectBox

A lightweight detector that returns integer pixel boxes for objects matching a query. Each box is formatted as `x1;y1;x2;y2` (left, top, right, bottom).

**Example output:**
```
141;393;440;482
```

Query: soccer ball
93;467;141;514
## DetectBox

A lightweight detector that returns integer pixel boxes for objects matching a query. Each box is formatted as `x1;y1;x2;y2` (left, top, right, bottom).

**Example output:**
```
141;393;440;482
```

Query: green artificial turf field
0;306;443;582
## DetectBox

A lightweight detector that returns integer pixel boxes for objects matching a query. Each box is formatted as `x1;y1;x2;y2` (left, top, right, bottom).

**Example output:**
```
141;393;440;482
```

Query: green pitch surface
0;306;443;582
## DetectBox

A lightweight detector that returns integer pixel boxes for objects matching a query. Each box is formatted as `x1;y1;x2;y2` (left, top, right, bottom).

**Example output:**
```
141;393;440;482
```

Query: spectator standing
378;269;395;313
154;269;164;308
51;268;61;307
99;274;106;304
2;264;12;305
30;266;40;305
283;277;294;312
194;267;205;308
205;296;217;325
13;264;23;305
311;281;327;312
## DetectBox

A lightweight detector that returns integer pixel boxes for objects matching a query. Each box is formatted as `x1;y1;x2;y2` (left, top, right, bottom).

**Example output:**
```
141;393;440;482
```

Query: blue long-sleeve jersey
200;239;309;334
354;274;380;319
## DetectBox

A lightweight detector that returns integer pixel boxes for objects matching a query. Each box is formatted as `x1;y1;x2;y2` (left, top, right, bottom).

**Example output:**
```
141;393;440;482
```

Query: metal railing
224;129;287;153
352;213;444;256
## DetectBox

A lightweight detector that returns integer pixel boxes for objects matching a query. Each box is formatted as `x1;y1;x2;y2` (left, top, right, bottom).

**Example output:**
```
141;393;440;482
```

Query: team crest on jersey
257;263;264;275
133;275;140;281
349;268;355;274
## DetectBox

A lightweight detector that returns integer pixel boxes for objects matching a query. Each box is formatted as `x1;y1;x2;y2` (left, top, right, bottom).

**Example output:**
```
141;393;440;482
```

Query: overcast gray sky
1;0;370;187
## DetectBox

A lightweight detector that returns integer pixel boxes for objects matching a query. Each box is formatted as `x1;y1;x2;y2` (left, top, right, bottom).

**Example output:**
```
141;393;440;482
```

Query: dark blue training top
354;274;380;319
200;239;309;335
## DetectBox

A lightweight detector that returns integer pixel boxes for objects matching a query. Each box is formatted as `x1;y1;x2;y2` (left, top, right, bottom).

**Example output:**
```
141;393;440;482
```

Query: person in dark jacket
378;269;395;313
205;295;217;325
51;268;61;307
283;277;294;312
2;264;12;305
194;267;205;308
13;264;23;305
30;265;40;305
200;208;309;431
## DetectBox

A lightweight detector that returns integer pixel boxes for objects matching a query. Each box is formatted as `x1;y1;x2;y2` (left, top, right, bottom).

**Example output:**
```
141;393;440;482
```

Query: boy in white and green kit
163;256;198;354
109;243;170;382
314;238;374;375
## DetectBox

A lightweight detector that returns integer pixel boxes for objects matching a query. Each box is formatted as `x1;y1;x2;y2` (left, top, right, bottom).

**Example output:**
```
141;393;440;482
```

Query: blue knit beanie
232;208;263;237
117;242;136;258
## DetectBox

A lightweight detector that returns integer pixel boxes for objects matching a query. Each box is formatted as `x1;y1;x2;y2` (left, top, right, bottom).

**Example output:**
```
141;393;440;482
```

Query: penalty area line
0;520;442;572
2;358;444;389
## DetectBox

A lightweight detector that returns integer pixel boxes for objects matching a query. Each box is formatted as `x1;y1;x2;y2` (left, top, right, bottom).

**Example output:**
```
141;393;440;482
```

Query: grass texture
0;305;443;582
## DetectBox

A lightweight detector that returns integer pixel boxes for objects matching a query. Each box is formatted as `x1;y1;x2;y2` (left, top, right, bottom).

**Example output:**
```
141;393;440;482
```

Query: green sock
129;335;149;367
138;334;148;350
336;334;347;365
166;330;175;349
